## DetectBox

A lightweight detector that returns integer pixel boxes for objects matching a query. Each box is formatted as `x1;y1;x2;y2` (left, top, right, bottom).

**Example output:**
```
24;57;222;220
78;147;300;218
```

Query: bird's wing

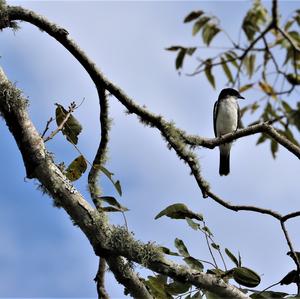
237;104;244;129
213;100;218;137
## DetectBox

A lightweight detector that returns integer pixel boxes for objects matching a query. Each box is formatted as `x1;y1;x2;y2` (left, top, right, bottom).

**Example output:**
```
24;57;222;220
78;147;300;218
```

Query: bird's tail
219;152;230;176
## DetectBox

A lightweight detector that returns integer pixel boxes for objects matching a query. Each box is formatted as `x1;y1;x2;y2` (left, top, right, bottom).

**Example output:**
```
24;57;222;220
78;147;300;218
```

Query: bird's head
218;88;244;100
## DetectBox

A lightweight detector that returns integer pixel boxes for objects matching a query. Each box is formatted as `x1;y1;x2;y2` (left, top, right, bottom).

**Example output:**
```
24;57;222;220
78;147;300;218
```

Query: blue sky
1;1;300;298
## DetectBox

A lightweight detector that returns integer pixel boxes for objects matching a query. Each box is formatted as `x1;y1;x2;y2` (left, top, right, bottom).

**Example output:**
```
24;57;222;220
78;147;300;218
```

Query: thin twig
282;211;300;222
202;221;218;269
41;116;53;138
280;221;300;295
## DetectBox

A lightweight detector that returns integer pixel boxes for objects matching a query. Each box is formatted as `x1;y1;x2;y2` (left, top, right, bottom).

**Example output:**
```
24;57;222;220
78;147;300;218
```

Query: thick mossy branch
0;1;18;31
105;226;164;268
0;80;28;113
0;67;250;298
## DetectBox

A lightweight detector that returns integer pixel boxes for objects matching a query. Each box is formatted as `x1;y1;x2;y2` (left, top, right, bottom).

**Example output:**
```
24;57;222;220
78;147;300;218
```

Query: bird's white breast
216;96;238;136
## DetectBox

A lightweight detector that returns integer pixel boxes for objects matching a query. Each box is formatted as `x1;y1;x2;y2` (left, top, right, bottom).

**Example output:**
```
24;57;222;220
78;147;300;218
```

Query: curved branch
206;190;282;220
87;87;109;206
282;211;300;222
5;4;300;225
94;258;110;299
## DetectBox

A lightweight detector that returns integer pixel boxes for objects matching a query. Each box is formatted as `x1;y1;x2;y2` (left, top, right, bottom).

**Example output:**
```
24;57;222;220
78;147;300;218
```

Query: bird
213;88;244;176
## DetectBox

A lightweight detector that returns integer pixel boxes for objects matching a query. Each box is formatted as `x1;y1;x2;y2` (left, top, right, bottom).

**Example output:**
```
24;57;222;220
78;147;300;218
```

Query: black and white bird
213;88;244;176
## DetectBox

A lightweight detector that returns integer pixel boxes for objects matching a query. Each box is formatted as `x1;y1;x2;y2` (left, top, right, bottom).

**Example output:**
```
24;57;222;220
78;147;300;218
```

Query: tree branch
181;122;300;159
0;67;250;298
94;258;110;299
280;221;300;295
0;67;153;299
41;116;53;139
5;2;300;216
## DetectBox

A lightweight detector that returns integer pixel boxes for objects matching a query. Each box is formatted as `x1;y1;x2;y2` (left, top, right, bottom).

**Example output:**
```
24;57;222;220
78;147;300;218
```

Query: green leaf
207;268;225;277
250;102;260;114
295;14;300;26
286;73;300;85
242;19;258;41
96;166;123;197
114;180;122;196
270;139;278;159
155;203;203;221
192;16;210;36
145;275;172;299
176;49;186;70
280;270;299;285
184;10;204;23
284;47;294;65
204;61;215;89
165;281;191;295
187;47;197;56
256;133;268;145
285;19;295;31
98;165;114;178
277;129;299;146
159;246;180;256
202;23;220;46
251;291;288;298
289;105;300;131
202;226;213;236
282;100;293;114
55;104;82;144
259;81;276;98
244;54;256;78
285;128;299;146
65;155;87;181
288;30;300;44
99;196;127;211
221;57;233;83
174;238;190;257
100;206;128;212
264;102;277;118
225;51;239;68
233;267;261;288
165;46;183;51
242;0;268;41
183;257;204;271
239;83;253;93
186;218;200;230
225;248;239;267
211;243;220;250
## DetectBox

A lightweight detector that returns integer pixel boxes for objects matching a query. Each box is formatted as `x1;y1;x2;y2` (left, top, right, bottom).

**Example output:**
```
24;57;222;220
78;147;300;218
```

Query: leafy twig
43;102;76;142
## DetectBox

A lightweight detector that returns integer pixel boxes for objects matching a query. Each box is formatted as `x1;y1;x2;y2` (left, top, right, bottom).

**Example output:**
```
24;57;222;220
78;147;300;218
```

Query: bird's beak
238;95;245;99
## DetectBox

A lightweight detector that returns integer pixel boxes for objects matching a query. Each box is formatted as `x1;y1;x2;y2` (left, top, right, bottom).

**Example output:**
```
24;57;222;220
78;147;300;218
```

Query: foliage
167;0;300;160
